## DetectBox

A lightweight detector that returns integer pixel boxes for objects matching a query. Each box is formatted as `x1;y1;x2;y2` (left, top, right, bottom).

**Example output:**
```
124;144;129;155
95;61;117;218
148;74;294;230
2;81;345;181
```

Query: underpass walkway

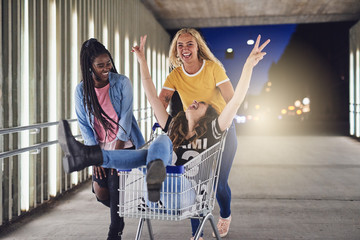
1;134;360;240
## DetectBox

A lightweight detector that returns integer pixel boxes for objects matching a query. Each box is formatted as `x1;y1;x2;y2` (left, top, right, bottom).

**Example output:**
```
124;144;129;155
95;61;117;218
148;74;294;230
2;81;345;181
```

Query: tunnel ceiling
141;0;360;29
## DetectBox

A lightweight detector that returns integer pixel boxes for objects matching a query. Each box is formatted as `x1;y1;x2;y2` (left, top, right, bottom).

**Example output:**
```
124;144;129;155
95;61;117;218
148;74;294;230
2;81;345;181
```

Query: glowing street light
303;105;310;113
294;100;301;107
296;109;302;115
234;115;246;124
288;106;295;111
225;48;234;59
247;39;254;45
303;97;310;105
281;109;287;114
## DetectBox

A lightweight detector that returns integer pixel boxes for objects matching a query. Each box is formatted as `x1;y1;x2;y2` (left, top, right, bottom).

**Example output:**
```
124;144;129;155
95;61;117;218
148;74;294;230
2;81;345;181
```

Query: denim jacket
75;72;145;149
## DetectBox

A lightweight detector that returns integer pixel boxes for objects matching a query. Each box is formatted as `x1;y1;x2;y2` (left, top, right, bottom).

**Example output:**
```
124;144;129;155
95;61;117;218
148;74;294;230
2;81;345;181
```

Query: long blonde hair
169;28;224;69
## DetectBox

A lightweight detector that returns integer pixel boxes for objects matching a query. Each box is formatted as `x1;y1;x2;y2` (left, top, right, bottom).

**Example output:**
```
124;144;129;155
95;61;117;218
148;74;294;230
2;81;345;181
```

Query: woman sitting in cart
58;34;269;238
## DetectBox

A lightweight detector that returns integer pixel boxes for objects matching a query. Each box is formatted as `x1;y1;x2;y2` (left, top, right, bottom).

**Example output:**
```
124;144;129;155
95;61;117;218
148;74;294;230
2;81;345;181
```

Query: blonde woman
161;28;233;113
159;28;266;238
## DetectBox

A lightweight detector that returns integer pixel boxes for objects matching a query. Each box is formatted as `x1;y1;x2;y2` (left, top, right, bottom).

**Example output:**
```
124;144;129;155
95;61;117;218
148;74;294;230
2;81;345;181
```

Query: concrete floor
1;134;360;240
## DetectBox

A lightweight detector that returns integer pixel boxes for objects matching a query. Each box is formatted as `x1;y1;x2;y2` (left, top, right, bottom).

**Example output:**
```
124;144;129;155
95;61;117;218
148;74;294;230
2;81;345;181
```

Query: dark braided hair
80;38;124;139
168;104;219;150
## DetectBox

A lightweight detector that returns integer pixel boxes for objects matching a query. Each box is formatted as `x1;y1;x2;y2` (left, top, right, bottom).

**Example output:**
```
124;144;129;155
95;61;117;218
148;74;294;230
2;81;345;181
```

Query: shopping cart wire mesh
118;128;227;240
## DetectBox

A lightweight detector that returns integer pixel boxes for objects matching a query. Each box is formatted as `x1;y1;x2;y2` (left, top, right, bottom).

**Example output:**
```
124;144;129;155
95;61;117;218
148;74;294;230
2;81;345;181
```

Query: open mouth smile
188;101;200;110
182;52;191;58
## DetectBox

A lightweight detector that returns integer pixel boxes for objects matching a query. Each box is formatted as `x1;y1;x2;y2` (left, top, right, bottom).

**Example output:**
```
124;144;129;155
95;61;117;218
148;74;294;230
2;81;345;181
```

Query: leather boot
58;120;103;173
107;229;122;240
146;159;166;202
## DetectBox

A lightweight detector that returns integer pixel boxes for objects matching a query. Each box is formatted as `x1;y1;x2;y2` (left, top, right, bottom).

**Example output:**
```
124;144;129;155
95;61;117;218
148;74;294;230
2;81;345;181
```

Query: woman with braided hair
75;38;145;240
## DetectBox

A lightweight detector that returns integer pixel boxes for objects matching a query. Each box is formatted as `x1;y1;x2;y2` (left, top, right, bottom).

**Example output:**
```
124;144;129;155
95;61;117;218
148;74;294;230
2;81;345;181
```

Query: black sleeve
169;91;183;117
162;115;173;133
211;118;224;140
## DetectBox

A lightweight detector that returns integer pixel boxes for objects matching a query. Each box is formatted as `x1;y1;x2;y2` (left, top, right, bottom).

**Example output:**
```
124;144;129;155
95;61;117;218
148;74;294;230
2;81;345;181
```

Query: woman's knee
153;135;172;151
93;181;109;201
148;135;173;164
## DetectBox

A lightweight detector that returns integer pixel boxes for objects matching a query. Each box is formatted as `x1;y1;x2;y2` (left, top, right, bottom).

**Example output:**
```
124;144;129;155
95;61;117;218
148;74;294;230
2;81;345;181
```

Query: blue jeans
216;122;237;218
145;173;196;214
104;134;196;213
101;135;173;169
191;122;237;236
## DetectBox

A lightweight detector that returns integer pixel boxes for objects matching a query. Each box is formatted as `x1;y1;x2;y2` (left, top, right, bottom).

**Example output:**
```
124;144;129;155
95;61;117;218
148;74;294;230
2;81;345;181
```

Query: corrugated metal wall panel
0;0;170;226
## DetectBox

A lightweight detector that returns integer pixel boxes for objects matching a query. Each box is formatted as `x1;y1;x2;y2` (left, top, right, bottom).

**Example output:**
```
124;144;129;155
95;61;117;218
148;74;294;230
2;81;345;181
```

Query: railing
0;115;155;227
0;119;89;226
0;119;79;159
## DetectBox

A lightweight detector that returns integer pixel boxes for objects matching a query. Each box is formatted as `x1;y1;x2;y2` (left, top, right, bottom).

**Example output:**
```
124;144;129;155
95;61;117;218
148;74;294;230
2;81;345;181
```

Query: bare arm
218;35;270;131
217;81;234;103
132;36;169;129
159;88;174;110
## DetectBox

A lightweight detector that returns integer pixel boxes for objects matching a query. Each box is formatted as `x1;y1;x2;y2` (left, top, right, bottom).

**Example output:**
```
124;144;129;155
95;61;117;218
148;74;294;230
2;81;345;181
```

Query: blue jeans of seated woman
101;135;173;170
103;134;195;213
145;173;196;214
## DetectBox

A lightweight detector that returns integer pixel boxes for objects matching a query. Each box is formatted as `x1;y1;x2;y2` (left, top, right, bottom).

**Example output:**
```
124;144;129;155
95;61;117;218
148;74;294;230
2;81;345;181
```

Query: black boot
146;159;166;202
107;229;122;240
58;119;103;173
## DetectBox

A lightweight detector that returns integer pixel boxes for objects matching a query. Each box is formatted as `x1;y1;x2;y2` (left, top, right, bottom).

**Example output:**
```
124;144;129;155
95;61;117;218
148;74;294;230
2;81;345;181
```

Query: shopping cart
118;128;227;240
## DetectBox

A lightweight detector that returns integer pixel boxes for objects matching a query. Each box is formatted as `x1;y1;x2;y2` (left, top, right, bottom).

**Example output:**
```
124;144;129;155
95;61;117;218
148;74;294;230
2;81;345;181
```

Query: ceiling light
247;39;254;45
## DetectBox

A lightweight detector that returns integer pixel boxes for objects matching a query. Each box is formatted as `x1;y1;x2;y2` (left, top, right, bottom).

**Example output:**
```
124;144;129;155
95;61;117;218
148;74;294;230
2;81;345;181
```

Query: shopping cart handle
117;165;185;174
152;123;161;132
117;169;132;172
166;165;184;174
117;165;184;174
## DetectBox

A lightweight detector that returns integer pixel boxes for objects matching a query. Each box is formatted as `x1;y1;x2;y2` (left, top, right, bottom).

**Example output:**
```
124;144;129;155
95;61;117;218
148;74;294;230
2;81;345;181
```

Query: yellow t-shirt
163;60;230;113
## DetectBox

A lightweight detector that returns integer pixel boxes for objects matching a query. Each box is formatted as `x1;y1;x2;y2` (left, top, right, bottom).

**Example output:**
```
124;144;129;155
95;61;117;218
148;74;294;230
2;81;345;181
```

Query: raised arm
218;81;234;103
218;35;270;131
132;35;169;129
159;88;174;110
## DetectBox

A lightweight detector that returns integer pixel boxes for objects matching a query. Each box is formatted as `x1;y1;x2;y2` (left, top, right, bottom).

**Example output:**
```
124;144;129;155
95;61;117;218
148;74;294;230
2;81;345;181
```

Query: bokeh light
247;39;255;45
303;97;310;105
288;106;295;111
226;48;233;53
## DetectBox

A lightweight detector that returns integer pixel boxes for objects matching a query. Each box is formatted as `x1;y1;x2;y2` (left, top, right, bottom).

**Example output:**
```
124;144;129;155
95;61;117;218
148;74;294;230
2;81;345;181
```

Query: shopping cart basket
118;130;227;240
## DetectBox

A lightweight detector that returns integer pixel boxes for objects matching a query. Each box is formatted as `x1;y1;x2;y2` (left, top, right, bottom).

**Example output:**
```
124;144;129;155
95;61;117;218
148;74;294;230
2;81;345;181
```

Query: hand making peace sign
132;35;147;63
246;35;270;67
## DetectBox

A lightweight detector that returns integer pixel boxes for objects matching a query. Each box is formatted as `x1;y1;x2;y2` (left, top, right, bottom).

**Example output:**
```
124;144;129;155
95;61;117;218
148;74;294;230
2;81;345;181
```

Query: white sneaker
212;216;231;238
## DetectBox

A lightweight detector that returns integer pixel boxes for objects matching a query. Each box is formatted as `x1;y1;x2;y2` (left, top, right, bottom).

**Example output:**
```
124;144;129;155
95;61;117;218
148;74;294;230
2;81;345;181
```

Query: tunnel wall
350;20;360;139
0;0;170;226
